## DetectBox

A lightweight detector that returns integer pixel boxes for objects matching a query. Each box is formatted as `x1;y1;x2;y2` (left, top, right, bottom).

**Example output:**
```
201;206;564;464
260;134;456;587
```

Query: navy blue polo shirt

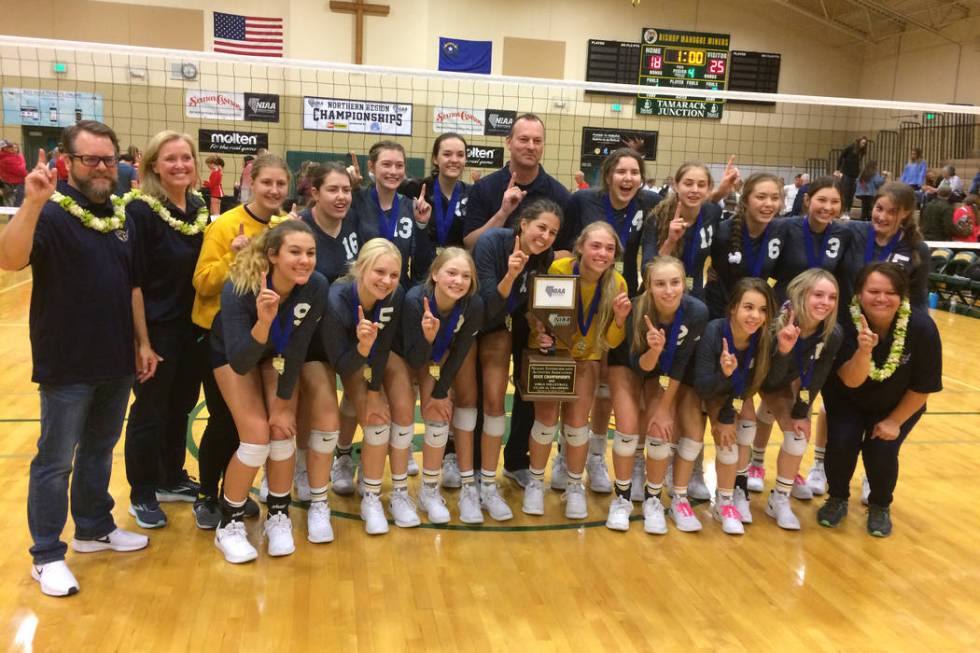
28;182;135;385
462;163;570;237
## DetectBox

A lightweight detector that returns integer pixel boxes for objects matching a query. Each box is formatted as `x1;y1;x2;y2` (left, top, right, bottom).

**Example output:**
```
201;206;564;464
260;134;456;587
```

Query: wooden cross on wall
329;0;391;65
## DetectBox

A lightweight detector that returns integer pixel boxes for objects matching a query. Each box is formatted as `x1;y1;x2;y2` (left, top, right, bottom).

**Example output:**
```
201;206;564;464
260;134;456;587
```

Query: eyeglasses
67;154;119;168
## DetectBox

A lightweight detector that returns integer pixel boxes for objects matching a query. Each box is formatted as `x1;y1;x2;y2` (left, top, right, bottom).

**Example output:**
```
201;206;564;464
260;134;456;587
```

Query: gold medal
732;397;744;412
574;340;588;356
659;375;670;390
685;276;694;291
505;315;513;332
363;366;373;383
799;389;810;404
272;355;285;375
429;363;441;381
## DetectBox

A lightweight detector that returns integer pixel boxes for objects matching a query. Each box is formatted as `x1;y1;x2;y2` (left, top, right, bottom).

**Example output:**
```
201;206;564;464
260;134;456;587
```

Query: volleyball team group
10;114;943;593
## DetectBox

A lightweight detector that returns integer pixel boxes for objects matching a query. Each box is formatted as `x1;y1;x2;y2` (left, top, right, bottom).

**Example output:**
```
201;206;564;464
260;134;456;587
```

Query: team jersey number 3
825;236;841;259
396;217;413;240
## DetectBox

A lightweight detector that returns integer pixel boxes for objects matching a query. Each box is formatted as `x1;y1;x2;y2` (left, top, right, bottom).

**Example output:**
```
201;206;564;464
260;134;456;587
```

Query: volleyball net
0;34;977;200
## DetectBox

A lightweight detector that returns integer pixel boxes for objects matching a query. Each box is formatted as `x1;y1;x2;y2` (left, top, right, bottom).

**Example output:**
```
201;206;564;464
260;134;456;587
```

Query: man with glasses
0;120;148;597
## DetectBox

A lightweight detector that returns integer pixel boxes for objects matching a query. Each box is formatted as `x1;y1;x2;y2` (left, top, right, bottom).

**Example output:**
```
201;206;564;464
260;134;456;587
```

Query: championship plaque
518;274;579;401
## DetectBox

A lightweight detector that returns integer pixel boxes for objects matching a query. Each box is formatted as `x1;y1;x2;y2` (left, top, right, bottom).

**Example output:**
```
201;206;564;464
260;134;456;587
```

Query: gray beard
73;176;115;205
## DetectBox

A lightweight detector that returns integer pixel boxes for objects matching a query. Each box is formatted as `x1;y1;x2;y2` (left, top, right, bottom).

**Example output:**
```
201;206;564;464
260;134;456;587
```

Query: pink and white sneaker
713;499;745;535
669;498;702;532
747;464;766;493
791;474;814;500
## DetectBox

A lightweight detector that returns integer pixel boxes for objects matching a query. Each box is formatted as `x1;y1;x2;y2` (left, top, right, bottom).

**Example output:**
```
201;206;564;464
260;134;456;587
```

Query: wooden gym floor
0;268;977;652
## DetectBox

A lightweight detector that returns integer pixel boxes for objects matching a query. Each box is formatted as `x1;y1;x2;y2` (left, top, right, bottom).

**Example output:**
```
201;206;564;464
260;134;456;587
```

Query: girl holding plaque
604;256;709;533
350;141;433;290
323;239;411;536
400;132;470;250
523;222;632;519
393;248;484;524
210;221;328;563
693;278;776;535
473;199;562;521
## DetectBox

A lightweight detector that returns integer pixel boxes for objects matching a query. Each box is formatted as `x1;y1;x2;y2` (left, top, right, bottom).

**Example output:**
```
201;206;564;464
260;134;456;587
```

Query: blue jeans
28;376;133;564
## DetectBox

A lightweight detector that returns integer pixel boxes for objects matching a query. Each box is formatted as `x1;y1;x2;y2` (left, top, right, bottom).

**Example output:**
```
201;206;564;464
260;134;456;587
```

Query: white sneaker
734;487;753;524
479;483;514;521
669;498;702;532
420;485;451;524
407;455;420;477
606;496;633;531
259;474;269;502
307;501;334;543
586;452;613;494
747;464;766;493
562;483;588;519
31;560;79;597
72;528;149;553
356;463;365;497
441;453;462;489
214;521;258;563
522;478;545;515
264;513;296;557
643;497;668;535
765;491;801;530
550;452;569;491
458;484;484;524
389;488;421;528
791;474;813;500
331;454;356;496
861;475;870;506
806;463;827;496
713;498;745;535
689;468;712;501
360;493;389;535
630;455;646;502
294;468;311;502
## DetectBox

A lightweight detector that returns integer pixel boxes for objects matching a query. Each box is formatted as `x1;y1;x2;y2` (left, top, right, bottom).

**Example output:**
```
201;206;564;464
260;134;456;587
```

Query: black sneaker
817;497;848;528
193;496;221;530
129;502;168;529
156;472;201;503
867;504;892;537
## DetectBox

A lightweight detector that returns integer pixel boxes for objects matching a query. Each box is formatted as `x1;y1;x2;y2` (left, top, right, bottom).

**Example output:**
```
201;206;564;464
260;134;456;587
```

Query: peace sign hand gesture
413;183;432;224
720;338;738;377
421;295;441;343
776;309;802;354
856;314;879;355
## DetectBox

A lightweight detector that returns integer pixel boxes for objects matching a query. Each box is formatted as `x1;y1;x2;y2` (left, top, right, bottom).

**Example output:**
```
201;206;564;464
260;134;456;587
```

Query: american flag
213;12;284;57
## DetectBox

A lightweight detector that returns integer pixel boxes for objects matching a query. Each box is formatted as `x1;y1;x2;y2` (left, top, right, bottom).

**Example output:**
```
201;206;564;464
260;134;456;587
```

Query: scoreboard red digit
636;27;731;120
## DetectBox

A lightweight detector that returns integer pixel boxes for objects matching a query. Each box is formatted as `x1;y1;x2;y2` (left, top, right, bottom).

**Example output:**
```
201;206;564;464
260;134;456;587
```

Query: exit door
21;126;63;169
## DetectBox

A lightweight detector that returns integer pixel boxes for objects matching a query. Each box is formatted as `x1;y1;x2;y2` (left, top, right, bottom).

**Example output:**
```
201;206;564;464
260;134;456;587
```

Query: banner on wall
198;129;268;155
466;145;504;168
484;109;515;136
243;93;279;122
580;127;658;161
433;107;485;134
303;97;412;135
2;88;104;126
185;90;245;121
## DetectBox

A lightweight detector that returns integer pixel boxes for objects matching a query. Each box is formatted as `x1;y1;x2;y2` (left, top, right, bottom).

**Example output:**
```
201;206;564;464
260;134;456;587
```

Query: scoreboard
585;39;641;95
636;27;730;120
728;50;781;106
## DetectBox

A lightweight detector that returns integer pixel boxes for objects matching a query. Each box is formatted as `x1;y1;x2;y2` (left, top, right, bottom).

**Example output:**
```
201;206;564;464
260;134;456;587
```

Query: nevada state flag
438;37;492;74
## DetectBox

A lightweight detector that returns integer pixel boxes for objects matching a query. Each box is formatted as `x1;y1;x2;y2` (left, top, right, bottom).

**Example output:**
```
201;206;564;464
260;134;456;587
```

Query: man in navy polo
0;120;148;597
462;113;570;487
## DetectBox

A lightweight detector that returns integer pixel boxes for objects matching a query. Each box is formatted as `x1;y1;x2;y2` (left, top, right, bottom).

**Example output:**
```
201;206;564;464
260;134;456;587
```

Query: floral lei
122;189;209;236
50;191;127;233
849;296;911;381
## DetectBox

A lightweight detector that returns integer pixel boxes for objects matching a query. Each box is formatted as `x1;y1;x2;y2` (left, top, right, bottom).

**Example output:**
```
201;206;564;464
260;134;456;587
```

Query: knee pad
362;423;389;446
645;436;671;461
612;431;639;457
484;414;506;439
389;423;414;450
595;383;610;399
757;405;776;425
715;444;738;465
424;421;450;448
235;441;270;467
268;437;295;462
736;420;757;447
452;407;478;432
676;437;703;462
781;430;808;457
530;420;557;446
310;429;338;455
339;394;356;418
563;424;590;447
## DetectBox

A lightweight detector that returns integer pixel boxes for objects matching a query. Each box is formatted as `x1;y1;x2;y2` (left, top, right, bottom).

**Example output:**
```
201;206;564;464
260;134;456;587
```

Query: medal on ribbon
351;283;383;384
370;186;400;240
793;333;820;407
573;263;601;357
801;218;828;269
433;182;462;246
864;222;901;264
428;293;463;381
656;303;685;384
602;194;636;249
267;274;296;376
742;221;772;278
723;321;758;415
681;207;704;280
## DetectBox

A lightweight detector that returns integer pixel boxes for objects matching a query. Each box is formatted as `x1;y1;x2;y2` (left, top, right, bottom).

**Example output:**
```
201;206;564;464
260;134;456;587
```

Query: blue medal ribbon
657;302;685;377
681;207;704;272
864;222;901;264
432;182;462;246
351;283;382;362
370;186;400;241
505;270;526;316
429;294;463;363
801;218;828;269
793;332;820;394
573;262;602;338
723;321;759;401
267;274;296;355
602;194;636;249
741;221;772;278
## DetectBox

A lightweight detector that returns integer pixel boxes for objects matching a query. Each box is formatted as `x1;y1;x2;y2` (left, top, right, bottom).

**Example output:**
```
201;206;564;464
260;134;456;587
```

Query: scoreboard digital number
636;27;730;120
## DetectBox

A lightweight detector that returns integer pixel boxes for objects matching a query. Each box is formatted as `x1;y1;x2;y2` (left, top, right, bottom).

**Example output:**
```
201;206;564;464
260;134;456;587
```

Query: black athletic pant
195;327;240;499
840;176;857;217
503;311;533;473
859;195;874;221
124;320;203;504
825;405;922;508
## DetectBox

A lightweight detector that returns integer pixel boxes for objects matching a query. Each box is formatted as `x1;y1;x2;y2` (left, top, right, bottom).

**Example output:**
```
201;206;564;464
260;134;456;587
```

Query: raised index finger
859;313;869;331
238;223;245;236
726;154;736;170
349;152;360;172
513;236;521;254
722;338;730;355
358;305;365;322
423;295;431;314
36;148;47;167
507;173;517;190
419;183;427;200
643;314;655;330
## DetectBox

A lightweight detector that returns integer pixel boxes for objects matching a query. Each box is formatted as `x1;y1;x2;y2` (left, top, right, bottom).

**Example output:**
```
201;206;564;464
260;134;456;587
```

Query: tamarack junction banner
198;129;268;155
303;97;412;135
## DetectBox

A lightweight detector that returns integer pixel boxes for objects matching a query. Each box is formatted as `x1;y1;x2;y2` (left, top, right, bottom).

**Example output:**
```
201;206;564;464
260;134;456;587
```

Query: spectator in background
855;161;890;221
783;173;802;215
790;173;811;216
202;155;224;215
899;147;926;189
969;170;979;195
572;170;589;191
835;136;868;216
48;146;69;182
127;145;142;172
0;139;28;207
952;194;980;242
657;176;673;199
295;160;316;208
237;154;255;203
115;152;137;196
939;165;964;202
920;186;954;241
